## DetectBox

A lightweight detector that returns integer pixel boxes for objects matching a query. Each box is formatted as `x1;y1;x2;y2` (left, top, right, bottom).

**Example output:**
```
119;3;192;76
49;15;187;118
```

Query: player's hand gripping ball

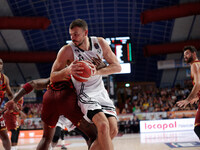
72;60;95;82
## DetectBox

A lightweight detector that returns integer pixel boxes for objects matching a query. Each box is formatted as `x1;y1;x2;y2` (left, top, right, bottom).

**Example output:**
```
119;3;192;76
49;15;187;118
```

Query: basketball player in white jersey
50;19;121;150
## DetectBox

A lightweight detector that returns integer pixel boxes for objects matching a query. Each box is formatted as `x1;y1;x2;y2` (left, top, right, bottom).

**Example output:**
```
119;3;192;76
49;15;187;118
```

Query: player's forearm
95;63;121;75
13;82;35;103
30;78;50;90
50;67;71;83
13;88;27;103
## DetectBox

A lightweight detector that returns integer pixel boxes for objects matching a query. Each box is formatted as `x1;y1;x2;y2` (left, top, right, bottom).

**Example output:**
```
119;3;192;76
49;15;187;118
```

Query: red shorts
41;81;83;127
0;114;6;131
4;112;18;131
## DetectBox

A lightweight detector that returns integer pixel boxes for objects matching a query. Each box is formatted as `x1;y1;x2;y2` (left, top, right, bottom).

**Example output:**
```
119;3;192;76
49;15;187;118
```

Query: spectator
31;121;37;129
142;99;149;111
148;103;154;112
132;115;140;133
132;93;138;101
134;106;141;113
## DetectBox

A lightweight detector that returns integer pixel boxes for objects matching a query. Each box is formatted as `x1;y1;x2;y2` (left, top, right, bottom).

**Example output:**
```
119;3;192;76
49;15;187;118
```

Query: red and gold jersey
4;111;18;131
0;73;6;106
4;97;24;130
48;80;74;91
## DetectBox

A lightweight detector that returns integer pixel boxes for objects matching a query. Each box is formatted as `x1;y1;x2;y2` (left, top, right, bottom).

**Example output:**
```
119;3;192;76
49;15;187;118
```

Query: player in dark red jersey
4;97;26;150
0;58;14;150
0;112;10;150
6;78;97;150
177;46;200;140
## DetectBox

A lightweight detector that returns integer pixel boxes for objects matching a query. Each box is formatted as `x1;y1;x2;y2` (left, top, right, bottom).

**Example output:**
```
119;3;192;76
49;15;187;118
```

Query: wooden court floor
1;130;200;150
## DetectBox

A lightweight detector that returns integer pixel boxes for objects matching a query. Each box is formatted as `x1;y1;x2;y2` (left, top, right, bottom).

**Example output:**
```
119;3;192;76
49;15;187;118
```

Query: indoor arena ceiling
0;0;200;85
5;0;179;50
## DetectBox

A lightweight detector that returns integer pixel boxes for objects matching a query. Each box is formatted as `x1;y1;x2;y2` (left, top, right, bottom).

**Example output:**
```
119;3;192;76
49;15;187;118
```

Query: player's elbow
28;80;37;88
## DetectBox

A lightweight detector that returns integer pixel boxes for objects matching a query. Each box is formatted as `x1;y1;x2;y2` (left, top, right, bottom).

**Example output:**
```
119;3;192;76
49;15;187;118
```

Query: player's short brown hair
69;19;88;30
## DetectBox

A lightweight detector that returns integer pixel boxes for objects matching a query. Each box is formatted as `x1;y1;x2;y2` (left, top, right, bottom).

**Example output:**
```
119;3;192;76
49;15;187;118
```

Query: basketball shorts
77;89;117;122
4;112;18;131
11;127;20;143
56;115;76;132
41;81;84;127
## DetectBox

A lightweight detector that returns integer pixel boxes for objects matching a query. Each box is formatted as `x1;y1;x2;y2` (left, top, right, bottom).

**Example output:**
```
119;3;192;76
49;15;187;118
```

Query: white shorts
56;115;76;132
77;89;117;122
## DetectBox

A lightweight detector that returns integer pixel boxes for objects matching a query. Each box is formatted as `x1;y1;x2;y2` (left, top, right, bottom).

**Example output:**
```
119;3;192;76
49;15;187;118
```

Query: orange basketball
72;60;94;82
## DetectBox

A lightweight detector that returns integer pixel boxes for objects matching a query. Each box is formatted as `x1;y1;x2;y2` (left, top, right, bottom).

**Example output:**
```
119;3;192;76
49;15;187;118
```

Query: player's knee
110;126;118;139
97;121;110;135
194;126;200;139
43;136;53;144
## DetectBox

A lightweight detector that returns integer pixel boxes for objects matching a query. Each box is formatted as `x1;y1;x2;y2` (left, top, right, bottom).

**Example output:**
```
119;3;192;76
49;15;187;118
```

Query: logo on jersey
75;49;80;53
94;43;99;49
94;43;101;54
78;54;84;61
0;120;5;127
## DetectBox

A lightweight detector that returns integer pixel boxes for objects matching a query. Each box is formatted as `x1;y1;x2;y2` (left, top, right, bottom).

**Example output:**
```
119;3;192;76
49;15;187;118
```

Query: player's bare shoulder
3;74;9;83
58;45;74;62
59;45;73;56
97;37;107;47
97;37;111;52
191;62;200;74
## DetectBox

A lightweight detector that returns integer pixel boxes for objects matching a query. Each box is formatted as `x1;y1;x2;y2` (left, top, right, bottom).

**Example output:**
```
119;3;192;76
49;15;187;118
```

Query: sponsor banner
157;59;189;70
135;112;167;120
117;113;133;121
21;118;43;130
157;60;175;70
117;112;167;121
167;110;196;118
140;118;195;133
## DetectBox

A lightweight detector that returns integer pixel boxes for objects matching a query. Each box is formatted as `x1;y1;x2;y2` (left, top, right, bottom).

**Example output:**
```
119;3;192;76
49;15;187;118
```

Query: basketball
72;60;94;82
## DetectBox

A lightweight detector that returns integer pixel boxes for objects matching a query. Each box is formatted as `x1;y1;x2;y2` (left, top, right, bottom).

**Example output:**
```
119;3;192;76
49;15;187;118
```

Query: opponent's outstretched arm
5;78;50;112
12;78;50;103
